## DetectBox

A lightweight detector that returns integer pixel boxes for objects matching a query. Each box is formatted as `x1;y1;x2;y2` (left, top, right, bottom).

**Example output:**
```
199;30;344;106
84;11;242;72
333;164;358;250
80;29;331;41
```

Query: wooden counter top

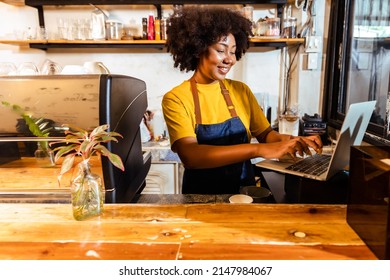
0;203;376;260
0;157;102;190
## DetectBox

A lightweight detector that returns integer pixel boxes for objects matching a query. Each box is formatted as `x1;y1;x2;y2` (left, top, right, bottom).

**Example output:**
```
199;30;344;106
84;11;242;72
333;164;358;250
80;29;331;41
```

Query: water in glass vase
71;160;104;221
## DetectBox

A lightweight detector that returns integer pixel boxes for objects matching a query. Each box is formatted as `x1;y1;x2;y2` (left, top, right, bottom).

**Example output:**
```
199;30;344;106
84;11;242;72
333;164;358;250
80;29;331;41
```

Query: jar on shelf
242;5;254;22
283;17;297;38
105;20;123;40
265;18;280;37
255;19;268;37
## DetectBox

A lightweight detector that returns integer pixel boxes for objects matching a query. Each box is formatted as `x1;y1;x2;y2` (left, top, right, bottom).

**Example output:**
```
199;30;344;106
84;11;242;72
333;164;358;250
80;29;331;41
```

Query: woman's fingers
296;138;312;156
276;135;324;160
307;135;323;154
295;135;323;155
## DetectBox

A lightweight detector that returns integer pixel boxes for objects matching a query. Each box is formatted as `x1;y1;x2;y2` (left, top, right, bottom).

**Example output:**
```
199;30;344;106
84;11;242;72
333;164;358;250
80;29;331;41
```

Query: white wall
0;3;327;126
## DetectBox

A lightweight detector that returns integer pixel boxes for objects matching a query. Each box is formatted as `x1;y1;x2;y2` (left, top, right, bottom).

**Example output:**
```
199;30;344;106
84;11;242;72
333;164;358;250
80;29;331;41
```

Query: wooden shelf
250;37;304;47
0;1;300;50
24;0;287;5
0;38;304;49
34;39;167;49
1;0;288;6
0;0;24;6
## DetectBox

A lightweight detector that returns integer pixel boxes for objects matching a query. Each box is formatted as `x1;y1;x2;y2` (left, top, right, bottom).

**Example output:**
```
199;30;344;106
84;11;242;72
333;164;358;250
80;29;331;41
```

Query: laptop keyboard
286;154;331;176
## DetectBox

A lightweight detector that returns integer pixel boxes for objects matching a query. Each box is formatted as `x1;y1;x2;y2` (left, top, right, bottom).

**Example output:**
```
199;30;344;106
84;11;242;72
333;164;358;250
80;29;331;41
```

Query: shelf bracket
154;4;162;19
29;5;45;28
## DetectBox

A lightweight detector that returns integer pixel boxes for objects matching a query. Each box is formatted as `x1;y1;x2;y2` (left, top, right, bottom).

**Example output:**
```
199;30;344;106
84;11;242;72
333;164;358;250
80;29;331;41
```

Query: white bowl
61;65;88;75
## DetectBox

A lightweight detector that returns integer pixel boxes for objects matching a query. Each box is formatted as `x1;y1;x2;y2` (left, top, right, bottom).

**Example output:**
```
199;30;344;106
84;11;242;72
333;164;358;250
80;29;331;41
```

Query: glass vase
71;160;104;221
34;141;55;167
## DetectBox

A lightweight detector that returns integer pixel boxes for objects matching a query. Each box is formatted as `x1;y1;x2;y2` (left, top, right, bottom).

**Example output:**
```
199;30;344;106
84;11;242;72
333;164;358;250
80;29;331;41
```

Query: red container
147;14;155;40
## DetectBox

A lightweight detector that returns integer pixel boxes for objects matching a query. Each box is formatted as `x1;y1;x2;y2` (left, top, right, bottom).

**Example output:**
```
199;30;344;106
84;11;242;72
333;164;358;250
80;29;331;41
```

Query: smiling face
194;34;237;84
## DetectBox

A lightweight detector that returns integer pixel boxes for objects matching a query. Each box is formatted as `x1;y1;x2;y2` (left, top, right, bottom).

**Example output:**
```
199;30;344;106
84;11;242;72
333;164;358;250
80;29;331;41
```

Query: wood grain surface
0;156;102;189
0;203;377;260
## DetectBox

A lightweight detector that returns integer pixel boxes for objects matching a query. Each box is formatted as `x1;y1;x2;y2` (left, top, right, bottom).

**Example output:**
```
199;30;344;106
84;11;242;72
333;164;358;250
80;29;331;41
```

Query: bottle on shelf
161;17;168;40
147;14;155;40
154;17;161;40
142;17;148;40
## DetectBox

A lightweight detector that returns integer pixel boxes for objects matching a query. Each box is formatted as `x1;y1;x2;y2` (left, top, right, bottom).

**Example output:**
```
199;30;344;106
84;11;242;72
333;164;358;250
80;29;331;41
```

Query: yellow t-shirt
162;79;270;147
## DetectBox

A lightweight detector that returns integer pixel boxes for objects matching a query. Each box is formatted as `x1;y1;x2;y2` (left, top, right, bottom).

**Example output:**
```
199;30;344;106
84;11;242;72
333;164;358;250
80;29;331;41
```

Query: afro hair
166;6;253;72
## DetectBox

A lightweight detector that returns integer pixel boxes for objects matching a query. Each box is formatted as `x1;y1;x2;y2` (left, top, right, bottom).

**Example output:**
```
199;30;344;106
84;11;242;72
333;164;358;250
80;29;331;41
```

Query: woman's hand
260;134;323;161
172;133;323;169
290;134;323;154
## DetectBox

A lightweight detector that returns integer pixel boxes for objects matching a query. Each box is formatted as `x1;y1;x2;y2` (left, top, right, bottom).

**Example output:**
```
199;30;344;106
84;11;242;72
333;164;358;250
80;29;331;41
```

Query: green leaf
62;138;82;144
95;144;124;171
108;131;123;138
59;154;75;176
2;101;52;138
39;141;49;150
106;152;124;171
100;135;120;143
53;123;125;179
80;140;91;156
90;124;109;138
52;144;79;162
57;154;76;186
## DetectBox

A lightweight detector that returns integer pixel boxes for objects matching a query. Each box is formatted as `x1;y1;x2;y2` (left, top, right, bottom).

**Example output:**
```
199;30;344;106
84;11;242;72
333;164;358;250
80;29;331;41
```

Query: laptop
256;101;376;181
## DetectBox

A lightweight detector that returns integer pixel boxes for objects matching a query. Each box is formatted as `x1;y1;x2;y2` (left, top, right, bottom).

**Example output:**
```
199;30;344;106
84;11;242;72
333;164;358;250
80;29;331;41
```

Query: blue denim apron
182;78;255;194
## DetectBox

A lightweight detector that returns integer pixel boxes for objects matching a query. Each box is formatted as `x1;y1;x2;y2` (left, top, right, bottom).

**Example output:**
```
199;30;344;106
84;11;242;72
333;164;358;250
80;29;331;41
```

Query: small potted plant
51;124;124;221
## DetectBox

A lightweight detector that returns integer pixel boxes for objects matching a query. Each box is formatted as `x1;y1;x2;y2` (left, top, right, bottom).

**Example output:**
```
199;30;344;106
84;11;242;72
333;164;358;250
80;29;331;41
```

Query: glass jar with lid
105;20;123;40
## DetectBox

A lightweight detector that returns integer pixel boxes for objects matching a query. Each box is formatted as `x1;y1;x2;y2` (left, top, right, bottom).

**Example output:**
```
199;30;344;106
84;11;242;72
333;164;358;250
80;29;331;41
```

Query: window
324;0;390;145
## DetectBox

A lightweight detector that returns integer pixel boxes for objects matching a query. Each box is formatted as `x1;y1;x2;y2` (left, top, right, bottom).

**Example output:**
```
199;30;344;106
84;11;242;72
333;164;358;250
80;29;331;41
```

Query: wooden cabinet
141;143;182;194
143;162;182;194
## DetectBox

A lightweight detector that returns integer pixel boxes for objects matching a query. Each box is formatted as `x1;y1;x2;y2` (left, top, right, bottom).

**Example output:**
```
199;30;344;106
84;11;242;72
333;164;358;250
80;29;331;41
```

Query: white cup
83;61;110;74
279;113;299;136
229;194;253;204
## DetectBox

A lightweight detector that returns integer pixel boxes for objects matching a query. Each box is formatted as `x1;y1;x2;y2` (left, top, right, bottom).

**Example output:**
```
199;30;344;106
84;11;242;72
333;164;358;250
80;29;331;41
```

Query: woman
162;6;322;194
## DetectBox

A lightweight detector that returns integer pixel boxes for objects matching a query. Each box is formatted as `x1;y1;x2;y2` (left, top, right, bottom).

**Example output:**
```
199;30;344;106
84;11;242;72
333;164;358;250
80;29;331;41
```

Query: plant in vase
51;124;124;221
1;101;55;167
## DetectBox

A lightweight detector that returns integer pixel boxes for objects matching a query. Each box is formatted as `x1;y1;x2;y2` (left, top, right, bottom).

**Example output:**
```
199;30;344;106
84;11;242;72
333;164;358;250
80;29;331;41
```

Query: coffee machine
0;74;151;203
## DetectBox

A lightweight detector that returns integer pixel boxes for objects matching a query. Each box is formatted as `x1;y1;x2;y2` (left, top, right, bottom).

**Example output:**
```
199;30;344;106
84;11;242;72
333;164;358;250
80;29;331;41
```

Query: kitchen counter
0;203;377;260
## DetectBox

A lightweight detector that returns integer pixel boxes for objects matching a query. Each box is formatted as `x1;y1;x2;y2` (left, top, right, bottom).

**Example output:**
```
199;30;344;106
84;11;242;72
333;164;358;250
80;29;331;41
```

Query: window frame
323;0;390;146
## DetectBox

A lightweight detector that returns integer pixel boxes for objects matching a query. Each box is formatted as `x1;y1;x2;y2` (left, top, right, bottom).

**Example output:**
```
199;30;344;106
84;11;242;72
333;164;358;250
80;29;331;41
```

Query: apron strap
190;78;202;124
190;78;238;124
219;80;238;118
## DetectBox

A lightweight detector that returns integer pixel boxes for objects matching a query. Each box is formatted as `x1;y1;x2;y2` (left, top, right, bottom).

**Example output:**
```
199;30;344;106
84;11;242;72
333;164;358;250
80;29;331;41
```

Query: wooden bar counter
0;203;377;260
